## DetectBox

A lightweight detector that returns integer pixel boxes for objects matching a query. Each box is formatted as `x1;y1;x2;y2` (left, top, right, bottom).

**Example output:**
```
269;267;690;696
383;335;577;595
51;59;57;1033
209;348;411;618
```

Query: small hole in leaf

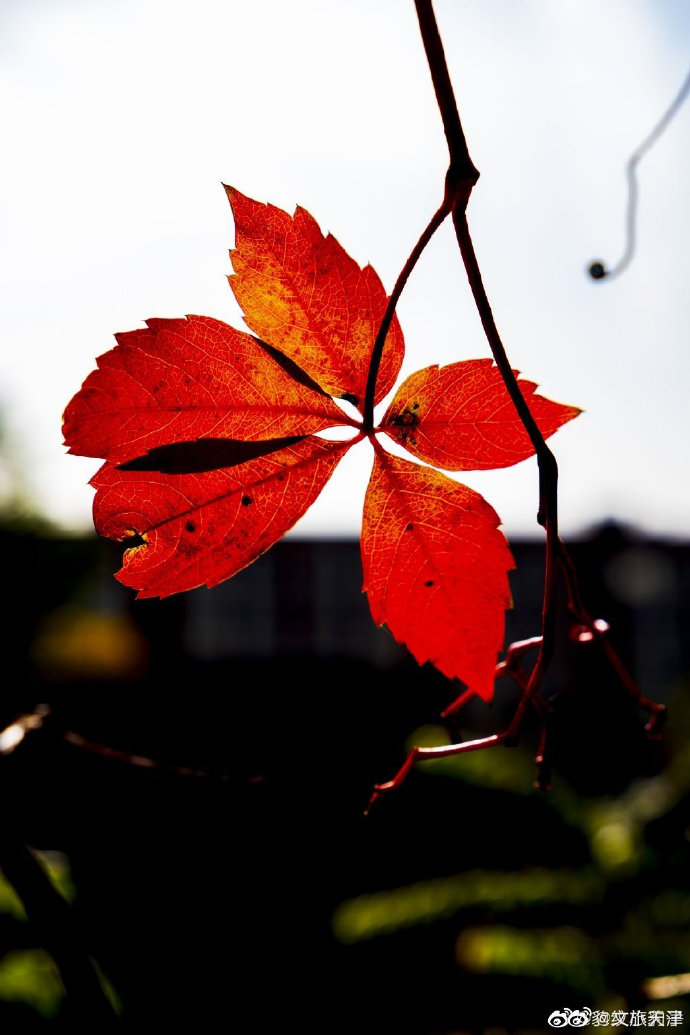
186;521;195;533
125;531;147;548
241;495;253;507
424;579;434;587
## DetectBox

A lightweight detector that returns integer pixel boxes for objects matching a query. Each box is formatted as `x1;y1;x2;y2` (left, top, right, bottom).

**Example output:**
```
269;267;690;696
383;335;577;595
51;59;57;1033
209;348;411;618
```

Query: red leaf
63;184;583;698
225;186;405;409
381;359;581;470
63;315;349;465
361;448;514;701
92;436;352;599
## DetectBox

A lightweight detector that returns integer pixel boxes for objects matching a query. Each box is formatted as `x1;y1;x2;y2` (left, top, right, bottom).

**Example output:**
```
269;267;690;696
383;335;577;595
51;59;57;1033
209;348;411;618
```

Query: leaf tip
224;184;256;222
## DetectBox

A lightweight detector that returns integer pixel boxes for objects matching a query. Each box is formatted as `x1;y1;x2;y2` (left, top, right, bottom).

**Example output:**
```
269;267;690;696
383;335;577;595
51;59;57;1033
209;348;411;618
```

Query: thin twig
368;0;663;807
589;63;690;280
62;729;266;783
557;540;666;734
442;636;541;718
362;200;450;430
368;0;570;806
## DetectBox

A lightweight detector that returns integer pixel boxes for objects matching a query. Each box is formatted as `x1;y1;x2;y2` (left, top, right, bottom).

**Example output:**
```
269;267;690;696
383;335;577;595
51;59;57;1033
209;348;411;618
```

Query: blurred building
1;522;689;1032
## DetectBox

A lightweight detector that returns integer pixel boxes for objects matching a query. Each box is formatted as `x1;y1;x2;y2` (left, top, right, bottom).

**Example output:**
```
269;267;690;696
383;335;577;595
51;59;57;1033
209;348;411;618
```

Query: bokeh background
1;0;689;537
1;1;689;1031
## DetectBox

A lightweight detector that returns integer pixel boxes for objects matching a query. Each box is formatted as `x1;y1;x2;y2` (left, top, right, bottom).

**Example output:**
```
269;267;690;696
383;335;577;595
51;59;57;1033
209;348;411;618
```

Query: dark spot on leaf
186;521;195;533
405;523;413;531
412;402;420;410
277;474;284;482
424;580;434;587
392;409;419;428
241;495;252;506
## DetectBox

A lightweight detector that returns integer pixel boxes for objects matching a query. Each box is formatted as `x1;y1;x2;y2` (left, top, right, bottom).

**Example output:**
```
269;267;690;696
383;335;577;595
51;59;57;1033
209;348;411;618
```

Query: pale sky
1;0;689;540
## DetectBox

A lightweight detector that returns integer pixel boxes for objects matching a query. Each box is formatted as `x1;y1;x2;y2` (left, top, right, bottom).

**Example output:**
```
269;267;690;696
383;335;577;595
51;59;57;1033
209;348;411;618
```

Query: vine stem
414;0;561;683
365;0;662;808
590;62;690;280
364;0;564;810
453;211;561;680
412;0;479;187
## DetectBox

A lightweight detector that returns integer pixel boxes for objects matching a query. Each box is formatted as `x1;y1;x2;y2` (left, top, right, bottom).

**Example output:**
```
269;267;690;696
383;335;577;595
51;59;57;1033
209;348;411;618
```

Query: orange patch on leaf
225;187;405;409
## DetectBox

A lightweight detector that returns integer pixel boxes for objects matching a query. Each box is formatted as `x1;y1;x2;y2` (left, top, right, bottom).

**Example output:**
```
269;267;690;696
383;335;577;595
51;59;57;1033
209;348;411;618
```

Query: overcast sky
1;0;689;541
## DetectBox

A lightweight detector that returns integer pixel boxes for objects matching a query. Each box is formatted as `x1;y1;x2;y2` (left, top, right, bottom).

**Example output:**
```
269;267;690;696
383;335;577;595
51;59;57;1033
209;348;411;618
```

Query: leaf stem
362;200;450;431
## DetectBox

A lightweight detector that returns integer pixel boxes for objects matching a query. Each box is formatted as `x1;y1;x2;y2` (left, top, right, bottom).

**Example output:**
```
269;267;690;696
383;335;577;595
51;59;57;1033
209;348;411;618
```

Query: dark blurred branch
0;780;119;1027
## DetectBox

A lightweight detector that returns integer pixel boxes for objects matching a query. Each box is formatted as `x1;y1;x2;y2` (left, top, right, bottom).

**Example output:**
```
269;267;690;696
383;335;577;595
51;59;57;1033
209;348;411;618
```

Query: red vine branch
366;0;664;810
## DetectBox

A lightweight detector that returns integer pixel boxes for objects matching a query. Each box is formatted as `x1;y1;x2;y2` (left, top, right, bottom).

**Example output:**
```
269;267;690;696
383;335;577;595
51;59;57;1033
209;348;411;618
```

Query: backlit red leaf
226;186;405;409
361;448;514;702
381;359;581;470
63;315;349;465
62;179;584;705
92;436;352;598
